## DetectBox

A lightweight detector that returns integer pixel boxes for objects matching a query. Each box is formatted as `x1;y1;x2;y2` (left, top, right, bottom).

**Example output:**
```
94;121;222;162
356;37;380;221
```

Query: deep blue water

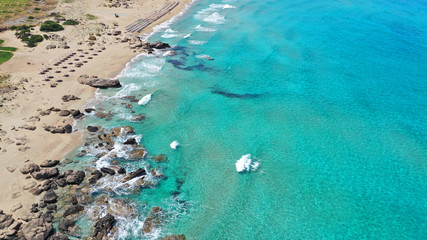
79;0;427;239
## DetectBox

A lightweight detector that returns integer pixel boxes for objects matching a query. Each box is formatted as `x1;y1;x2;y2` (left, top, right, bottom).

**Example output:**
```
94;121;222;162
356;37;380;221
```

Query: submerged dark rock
63;205;84;218
161;234;186;240
211;90;262;99
58;219;75;234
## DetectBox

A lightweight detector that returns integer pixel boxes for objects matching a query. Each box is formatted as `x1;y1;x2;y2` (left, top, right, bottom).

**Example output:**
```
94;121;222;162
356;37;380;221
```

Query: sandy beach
0;0;191;238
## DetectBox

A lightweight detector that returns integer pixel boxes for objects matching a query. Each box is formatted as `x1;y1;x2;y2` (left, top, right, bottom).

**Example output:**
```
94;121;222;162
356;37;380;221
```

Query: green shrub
63;19;79;25
0;40;4;45
28;16;35;20
43;34;49;40
40;20;64;32
34;8;41;11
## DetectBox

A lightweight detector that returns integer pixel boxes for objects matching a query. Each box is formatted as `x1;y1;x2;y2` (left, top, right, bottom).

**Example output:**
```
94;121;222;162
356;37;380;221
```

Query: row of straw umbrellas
39;47;107;86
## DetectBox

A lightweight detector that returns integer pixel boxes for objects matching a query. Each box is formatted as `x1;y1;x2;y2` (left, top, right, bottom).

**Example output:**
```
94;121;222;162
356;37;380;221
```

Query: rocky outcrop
20;217;53;240
77;75;121;88
44;125;72;134
58;219;75;234
31;168;59;180
64;170;85;185
62;95;80;102
92;214;116;240
48;232;69;240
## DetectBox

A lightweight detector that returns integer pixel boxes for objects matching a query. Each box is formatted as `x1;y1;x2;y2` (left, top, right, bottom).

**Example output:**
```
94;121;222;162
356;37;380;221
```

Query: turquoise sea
76;0;427;239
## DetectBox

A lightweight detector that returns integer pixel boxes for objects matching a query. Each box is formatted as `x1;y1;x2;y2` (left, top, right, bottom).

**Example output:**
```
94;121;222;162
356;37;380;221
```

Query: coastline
0;0;193;237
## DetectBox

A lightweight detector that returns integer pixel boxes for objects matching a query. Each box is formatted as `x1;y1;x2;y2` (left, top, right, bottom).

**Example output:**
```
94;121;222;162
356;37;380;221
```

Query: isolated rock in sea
65;170;85;185
20;218;53;240
77;74;121;88
122;168;146;182
161;234;187;240
31;168;59;180
92;213;116;240
123;137;137;145
43;190;58;203
40;160;59;168
87;126;99;132
118;167;126;174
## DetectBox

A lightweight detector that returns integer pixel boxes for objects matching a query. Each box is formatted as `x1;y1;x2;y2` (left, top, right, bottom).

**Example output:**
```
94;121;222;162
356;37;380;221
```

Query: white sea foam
161;33;178;39
235;154;260;172
113;83;141;98
138;93;152;106
195;24;217;32
165;28;177;33
188;40;207;45
170;140;179;149
183;33;192;38
203;12;225;24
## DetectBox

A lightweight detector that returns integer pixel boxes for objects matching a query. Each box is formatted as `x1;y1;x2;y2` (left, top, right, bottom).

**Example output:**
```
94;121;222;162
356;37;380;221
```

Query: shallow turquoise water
81;0;427;239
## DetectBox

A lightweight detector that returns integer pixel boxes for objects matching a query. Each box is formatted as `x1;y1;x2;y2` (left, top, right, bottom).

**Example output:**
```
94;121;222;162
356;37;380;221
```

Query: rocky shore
0;0;192;239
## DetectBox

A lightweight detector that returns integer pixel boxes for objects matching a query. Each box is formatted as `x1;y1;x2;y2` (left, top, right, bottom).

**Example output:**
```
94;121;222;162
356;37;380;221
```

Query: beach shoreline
0;0;192;237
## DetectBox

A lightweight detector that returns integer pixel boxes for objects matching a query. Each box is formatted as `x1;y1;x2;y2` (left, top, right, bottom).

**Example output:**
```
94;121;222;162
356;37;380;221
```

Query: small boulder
20;163;40;174
43;190;58;203
100;167;115;175
122;168;146;182
40;160;59;168
65;170;85;185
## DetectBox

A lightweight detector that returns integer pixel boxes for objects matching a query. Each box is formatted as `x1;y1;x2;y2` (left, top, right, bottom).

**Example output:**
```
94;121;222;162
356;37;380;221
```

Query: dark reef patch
211;90;262;99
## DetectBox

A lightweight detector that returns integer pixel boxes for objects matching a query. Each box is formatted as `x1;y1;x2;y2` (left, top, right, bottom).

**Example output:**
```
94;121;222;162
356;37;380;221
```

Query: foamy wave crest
204;12;225;24
235;154;260;172
113;83;141;98
161;33;178;39
210;3;236;9
165;28;177;33
188;40;207;45
195;24;217;32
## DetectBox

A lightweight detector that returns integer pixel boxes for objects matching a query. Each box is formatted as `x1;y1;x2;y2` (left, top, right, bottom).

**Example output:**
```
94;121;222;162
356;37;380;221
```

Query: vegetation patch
0;47;17;51
10;25;43;47
86;14;97;20
63;19;79;25
0;51;13;64
40;20;64;31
